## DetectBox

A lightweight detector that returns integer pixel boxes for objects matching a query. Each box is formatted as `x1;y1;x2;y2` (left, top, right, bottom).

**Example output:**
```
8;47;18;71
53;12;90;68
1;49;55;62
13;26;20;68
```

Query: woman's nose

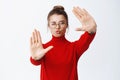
55;24;60;29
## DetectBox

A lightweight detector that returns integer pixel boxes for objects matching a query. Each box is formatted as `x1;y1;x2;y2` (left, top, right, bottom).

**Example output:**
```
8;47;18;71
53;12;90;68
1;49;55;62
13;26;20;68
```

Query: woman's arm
72;6;97;59
74;32;96;59
30;29;53;65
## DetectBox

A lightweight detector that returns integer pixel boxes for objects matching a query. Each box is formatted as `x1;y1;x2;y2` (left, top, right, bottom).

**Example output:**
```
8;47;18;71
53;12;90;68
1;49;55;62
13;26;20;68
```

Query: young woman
30;5;97;80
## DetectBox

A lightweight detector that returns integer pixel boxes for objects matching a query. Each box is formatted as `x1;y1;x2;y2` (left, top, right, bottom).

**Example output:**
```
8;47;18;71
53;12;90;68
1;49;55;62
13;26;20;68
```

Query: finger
37;30;43;46
73;7;82;21
73;7;84;21
74;7;84;17
30;37;33;46
73;7;81;16
34;29;37;43
76;7;84;16
82;9;92;18
82;9;89;14
44;46;53;53
32;32;35;44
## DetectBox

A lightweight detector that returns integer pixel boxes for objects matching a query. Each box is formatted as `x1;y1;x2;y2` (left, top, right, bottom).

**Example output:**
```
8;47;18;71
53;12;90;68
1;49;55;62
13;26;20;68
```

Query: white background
0;0;120;80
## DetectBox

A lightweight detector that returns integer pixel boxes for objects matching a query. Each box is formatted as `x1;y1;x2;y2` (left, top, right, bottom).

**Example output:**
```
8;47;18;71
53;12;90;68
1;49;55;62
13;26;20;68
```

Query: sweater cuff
85;31;96;36
30;57;42;66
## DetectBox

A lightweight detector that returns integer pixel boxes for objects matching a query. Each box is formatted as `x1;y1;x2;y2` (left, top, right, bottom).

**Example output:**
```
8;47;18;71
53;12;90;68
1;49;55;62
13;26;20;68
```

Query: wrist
88;25;97;34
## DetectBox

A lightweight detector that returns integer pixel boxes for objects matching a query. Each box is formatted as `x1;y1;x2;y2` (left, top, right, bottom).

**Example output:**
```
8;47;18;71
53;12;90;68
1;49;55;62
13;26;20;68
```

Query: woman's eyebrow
50;20;66;23
49;21;56;23
59;20;66;22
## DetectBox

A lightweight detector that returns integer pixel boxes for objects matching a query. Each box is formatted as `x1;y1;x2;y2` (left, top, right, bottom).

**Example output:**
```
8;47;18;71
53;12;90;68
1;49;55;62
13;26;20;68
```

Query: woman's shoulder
42;40;52;48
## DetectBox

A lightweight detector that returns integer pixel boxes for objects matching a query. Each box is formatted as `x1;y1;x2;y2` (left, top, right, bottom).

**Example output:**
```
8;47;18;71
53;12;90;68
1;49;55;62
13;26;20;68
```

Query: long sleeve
30;44;46;66
30;57;43;66
29;33;96;80
74;31;96;59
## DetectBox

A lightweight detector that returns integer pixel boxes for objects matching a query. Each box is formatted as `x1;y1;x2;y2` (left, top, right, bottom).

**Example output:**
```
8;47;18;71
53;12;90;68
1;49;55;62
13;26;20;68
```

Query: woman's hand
72;6;97;34
30;29;53;60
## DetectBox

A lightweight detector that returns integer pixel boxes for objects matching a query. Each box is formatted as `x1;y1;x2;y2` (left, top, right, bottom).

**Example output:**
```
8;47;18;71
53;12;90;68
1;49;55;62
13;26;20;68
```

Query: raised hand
30;29;53;60
72;6;97;34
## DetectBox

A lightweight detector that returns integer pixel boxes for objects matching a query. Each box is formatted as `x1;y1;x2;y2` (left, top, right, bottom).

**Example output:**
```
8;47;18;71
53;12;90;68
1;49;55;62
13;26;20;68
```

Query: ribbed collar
51;35;67;43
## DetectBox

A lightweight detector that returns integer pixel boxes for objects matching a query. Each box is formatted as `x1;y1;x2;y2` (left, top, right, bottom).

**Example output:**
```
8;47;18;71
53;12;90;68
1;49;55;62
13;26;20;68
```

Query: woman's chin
53;34;63;37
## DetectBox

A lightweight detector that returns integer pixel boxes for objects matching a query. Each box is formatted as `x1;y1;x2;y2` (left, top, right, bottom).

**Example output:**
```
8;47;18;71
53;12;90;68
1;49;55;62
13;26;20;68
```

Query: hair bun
53;5;64;11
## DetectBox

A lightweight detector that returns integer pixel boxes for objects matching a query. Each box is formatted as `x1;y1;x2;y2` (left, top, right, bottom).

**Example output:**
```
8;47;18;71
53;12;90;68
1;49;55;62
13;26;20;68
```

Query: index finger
72;7;82;21
37;30;43;46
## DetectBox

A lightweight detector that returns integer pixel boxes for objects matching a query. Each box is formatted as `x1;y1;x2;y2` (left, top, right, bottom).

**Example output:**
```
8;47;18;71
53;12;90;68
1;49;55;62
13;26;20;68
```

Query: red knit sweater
30;32;95;80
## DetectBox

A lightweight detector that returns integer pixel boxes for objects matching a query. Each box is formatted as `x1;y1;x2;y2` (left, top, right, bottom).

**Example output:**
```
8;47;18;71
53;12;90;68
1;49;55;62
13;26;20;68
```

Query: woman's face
48;14;67;37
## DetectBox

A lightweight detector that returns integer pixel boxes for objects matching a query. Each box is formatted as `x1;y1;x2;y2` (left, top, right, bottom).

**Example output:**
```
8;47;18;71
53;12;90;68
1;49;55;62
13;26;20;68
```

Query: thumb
75;27;85;31
44;46;53;53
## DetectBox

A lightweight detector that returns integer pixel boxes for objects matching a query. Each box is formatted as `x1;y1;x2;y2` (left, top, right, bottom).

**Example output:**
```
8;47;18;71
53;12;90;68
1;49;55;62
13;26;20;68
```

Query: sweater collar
51;35;67;42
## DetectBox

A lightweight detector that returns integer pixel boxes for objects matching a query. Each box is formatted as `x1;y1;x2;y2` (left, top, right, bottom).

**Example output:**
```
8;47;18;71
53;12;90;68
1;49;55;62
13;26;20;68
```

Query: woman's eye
51;23;56;25
60;22;65;25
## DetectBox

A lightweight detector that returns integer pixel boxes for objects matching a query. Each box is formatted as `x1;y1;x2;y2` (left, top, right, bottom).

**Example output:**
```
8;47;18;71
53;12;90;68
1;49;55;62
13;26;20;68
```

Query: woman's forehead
49;14;66;22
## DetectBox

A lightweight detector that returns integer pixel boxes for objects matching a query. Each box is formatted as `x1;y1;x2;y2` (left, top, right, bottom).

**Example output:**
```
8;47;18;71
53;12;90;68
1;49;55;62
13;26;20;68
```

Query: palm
72;7;97;33
30;29;53;60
